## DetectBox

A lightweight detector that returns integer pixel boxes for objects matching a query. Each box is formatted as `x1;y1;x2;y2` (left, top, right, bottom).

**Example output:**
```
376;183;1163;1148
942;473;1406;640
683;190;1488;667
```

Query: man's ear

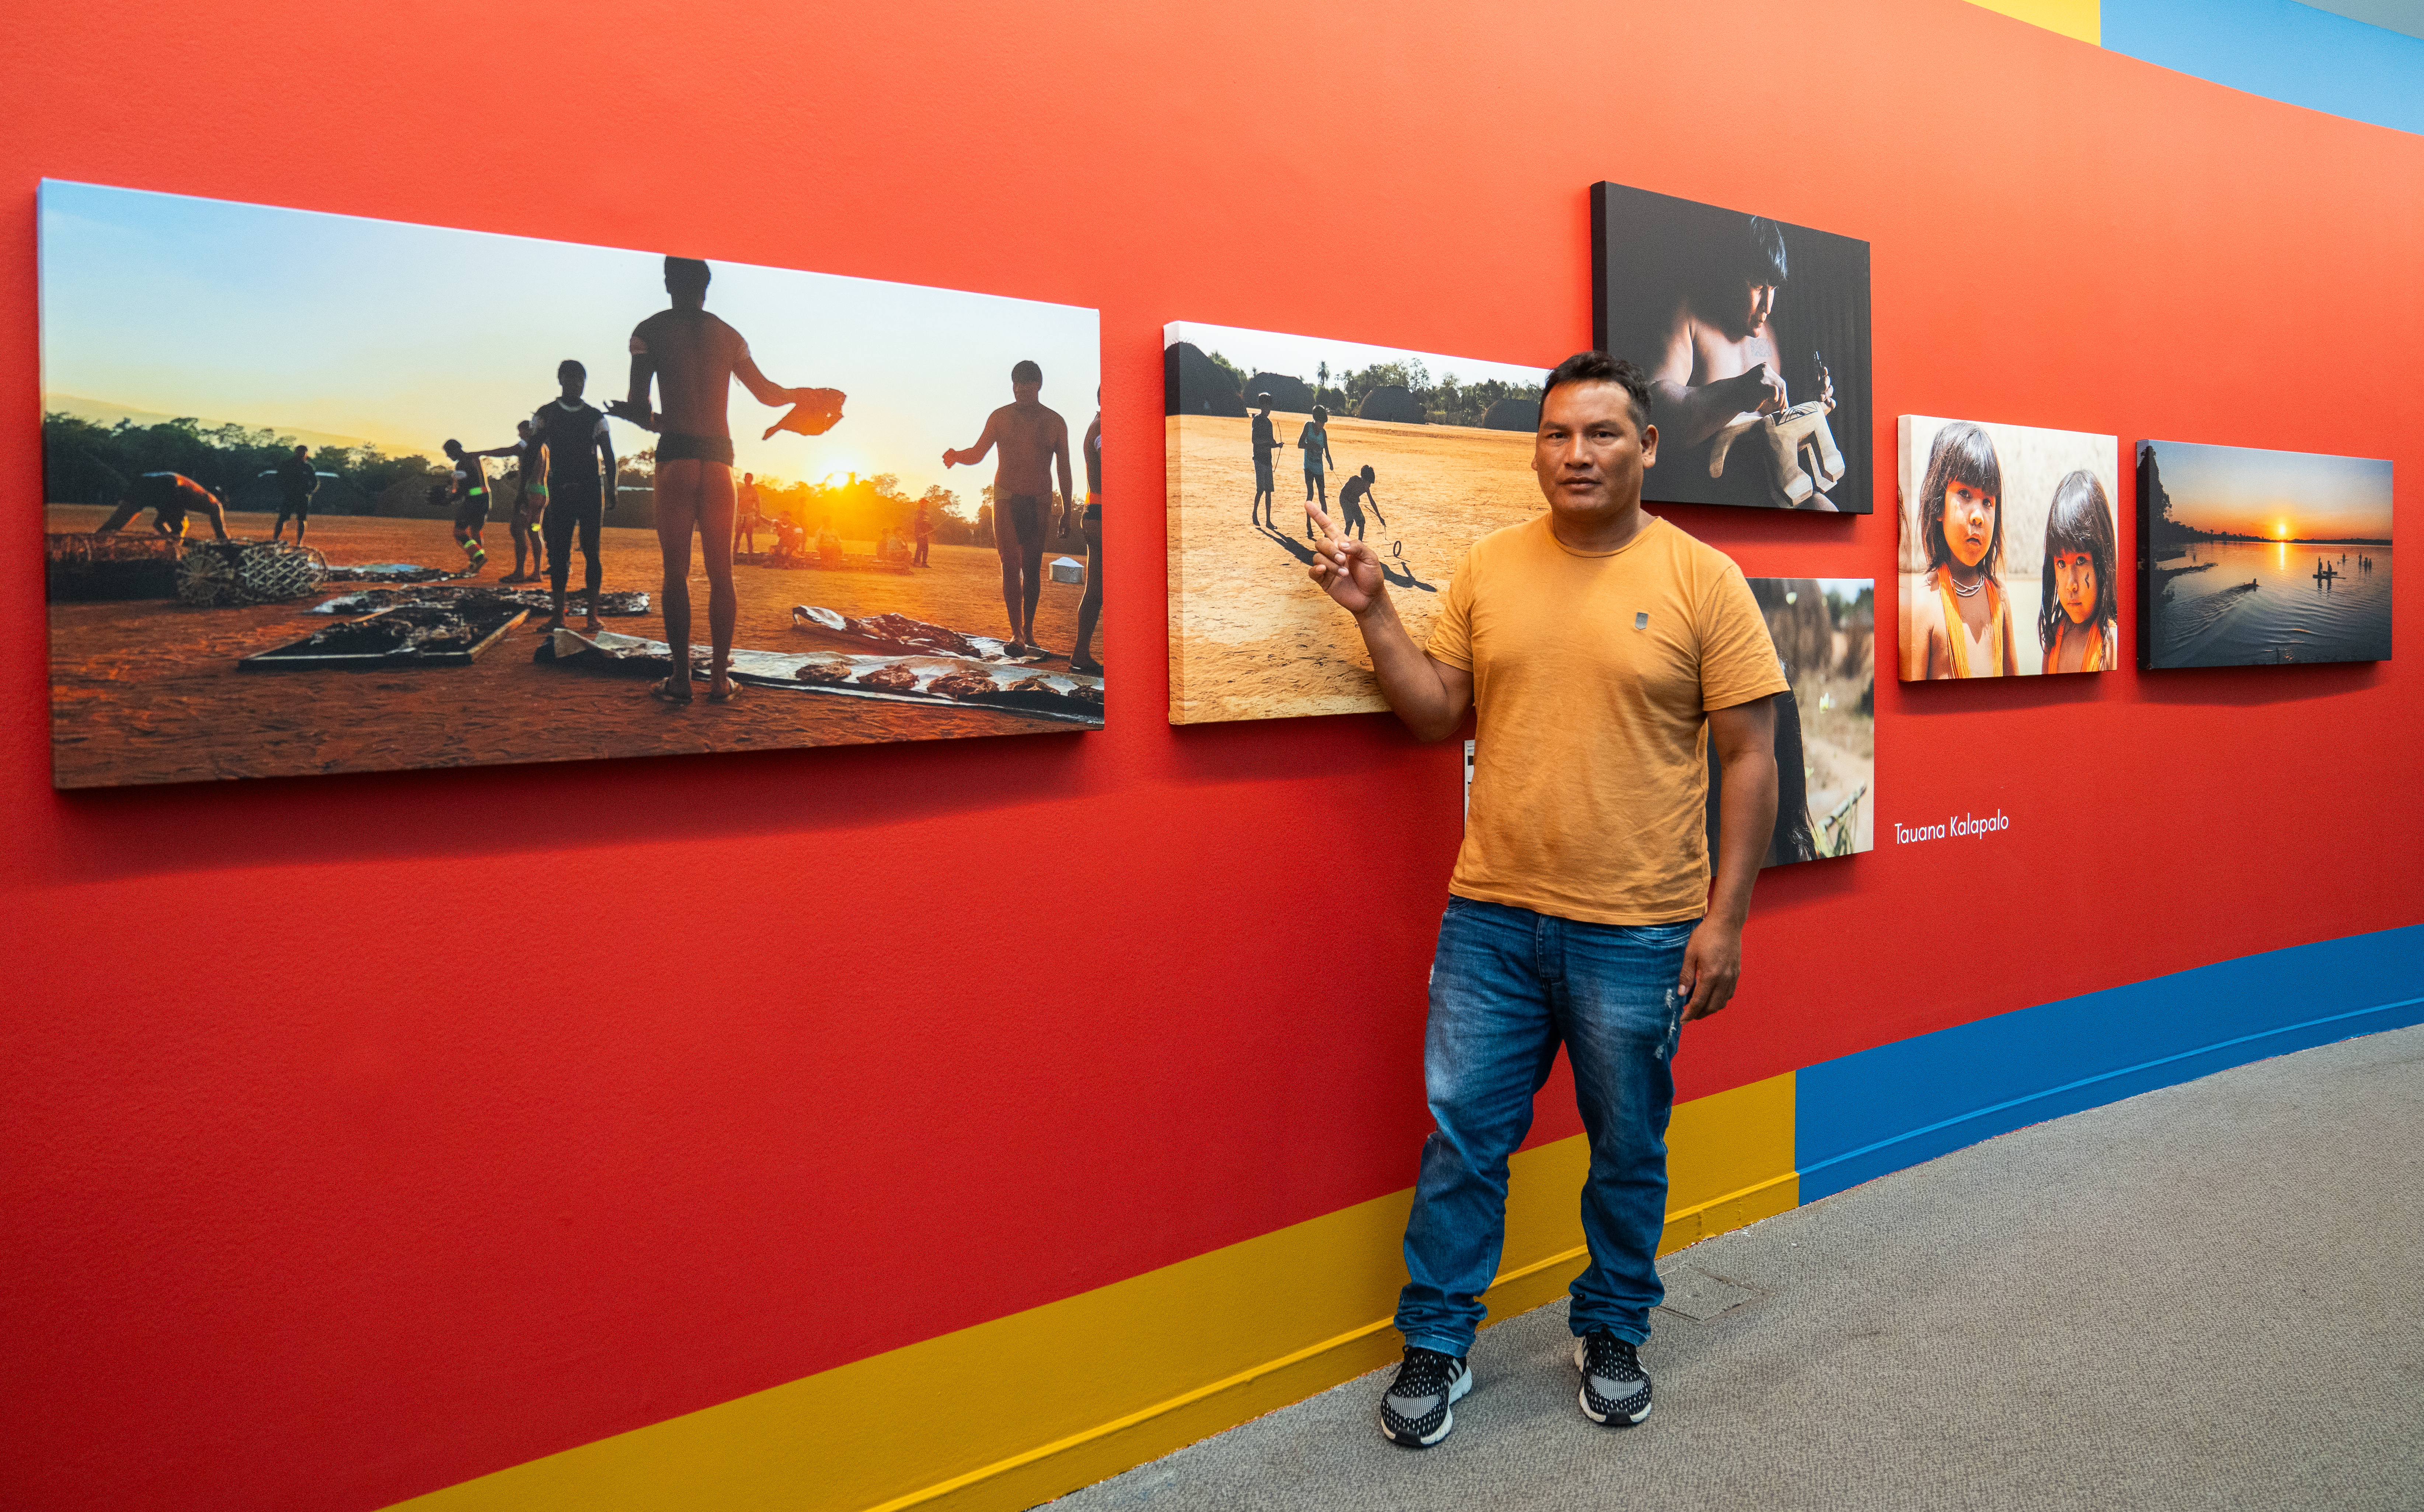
1640;420;1658;467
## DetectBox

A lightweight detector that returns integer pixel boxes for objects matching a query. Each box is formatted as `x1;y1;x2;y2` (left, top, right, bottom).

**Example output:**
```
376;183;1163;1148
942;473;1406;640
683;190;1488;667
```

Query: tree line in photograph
1173;342;1544;430
41;412;999;543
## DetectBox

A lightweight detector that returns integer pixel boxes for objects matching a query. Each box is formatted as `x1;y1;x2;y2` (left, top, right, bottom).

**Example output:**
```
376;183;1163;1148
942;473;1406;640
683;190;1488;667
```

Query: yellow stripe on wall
390;1073;1798;1512
1968;0;2100;44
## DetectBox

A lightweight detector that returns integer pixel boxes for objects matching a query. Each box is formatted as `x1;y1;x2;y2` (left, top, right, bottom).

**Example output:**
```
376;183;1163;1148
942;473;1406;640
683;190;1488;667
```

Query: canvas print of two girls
1897;417;2121;681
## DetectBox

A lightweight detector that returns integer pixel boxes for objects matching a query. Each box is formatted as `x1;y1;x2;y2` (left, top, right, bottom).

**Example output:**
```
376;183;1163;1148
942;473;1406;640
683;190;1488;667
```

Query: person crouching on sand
1337;464;1382;541
95;472;231;541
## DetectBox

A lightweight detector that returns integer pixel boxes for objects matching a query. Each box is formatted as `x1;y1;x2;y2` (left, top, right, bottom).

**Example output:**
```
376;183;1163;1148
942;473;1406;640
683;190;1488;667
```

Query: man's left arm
1054;418;1075;517
1682;696;1779;1021
734;344;792;407
598;418;618;512
607;338;657;431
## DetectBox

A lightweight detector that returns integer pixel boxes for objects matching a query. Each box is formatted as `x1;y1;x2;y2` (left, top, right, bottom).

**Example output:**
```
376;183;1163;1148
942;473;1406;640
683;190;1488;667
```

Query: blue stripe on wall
1796;923;2424;1201
2105;0;2424;135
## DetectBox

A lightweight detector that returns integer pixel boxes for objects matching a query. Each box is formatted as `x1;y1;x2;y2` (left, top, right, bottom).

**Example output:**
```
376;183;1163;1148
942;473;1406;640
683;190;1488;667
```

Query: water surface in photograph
2152;540;2391;666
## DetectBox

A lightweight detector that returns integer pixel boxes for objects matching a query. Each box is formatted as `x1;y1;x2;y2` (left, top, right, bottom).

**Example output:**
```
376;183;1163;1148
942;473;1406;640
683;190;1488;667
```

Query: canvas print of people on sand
1164;321;1553;724
1591;182;1872;514
1896;417;2121;681
2138;440;2392;668
1707;579;1875;866
39;181;1102;788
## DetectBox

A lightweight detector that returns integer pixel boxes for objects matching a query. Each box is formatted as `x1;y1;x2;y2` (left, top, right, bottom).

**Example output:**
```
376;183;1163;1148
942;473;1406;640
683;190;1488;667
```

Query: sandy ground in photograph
1168;413;1542;723
45;505;1097;787
1797;672;1875;855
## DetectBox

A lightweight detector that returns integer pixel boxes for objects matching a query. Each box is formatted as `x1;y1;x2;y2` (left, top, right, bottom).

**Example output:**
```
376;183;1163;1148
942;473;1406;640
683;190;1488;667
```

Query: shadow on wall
31;724;1094;888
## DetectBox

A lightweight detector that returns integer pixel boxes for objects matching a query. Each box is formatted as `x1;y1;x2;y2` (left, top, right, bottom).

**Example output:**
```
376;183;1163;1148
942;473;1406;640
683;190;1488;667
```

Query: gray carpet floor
1049;1024;2424;1511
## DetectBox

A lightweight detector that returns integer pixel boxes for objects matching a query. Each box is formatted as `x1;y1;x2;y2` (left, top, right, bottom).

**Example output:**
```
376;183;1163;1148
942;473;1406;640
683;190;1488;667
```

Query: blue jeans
1395;897;1695;1357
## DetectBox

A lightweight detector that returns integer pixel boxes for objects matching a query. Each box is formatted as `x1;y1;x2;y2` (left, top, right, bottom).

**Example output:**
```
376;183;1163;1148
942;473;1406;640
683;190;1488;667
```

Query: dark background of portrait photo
1592;181;1874;515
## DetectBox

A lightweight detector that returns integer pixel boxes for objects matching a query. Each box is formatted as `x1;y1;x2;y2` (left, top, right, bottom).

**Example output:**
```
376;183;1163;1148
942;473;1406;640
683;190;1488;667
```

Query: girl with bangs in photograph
1908;421;2014;679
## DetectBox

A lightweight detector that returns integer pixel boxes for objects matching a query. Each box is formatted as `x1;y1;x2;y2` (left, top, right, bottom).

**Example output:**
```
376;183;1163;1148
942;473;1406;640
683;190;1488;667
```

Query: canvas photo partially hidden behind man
1592;182;1873;515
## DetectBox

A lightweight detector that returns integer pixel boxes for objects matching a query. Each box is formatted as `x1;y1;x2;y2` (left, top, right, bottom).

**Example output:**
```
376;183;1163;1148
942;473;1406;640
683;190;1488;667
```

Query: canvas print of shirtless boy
1164;320;1549;723
1591;182;1873;514
1897;417;2120;680
40;181;1101;788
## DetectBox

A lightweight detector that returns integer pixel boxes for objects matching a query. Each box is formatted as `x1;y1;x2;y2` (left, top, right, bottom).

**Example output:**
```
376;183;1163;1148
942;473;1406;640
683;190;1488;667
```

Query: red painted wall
4;2;2420;1508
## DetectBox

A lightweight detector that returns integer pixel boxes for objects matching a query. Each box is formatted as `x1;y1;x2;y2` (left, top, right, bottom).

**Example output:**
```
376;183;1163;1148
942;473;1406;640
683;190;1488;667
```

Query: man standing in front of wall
1306;352;1783;1446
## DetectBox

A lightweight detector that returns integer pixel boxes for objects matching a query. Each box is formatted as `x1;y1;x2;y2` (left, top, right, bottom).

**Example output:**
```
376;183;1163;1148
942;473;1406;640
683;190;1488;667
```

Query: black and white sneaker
1377;1346;1471;1447
1574;1330;1652;1425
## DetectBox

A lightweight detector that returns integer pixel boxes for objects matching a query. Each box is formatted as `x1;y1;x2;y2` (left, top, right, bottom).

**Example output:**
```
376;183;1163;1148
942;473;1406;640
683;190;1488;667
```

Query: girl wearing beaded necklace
1911;421;2013;678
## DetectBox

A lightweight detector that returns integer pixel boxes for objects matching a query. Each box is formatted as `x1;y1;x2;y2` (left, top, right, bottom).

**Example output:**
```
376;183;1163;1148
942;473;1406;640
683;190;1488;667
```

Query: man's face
1534;382;1655;519
1945;481;1998;568
1736;281;1777;338
559;366;585;400
1013;380;1041;403
2052;548;2098;624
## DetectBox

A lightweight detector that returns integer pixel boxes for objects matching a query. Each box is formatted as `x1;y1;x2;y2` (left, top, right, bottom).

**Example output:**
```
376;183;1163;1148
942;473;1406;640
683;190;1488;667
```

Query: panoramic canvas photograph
1592;181;1873;514
1897;417;2121;680
40;181;1103;788
1707;578;1875;867
1164;320;1549;723
2139;439;2392;668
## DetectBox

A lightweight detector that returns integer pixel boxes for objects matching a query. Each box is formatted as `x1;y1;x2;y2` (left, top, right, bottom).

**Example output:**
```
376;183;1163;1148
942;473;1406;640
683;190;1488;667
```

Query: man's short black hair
1540;352;1652;434
558;358;586;379
1012;359;1043;385
1740;216;1788;287
665;257;711;295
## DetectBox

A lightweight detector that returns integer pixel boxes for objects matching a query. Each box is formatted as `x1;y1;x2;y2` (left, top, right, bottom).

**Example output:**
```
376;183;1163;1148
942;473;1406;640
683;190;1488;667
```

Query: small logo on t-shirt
1634;611;1649;630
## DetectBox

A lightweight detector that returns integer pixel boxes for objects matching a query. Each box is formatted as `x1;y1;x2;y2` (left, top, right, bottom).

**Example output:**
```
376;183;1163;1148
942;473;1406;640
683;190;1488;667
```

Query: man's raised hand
1306;499;1385;617
1736;363;1789;415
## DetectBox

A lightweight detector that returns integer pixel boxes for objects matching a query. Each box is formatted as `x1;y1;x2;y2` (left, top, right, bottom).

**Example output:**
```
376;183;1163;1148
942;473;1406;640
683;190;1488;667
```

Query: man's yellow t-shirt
1426;514;1787;926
